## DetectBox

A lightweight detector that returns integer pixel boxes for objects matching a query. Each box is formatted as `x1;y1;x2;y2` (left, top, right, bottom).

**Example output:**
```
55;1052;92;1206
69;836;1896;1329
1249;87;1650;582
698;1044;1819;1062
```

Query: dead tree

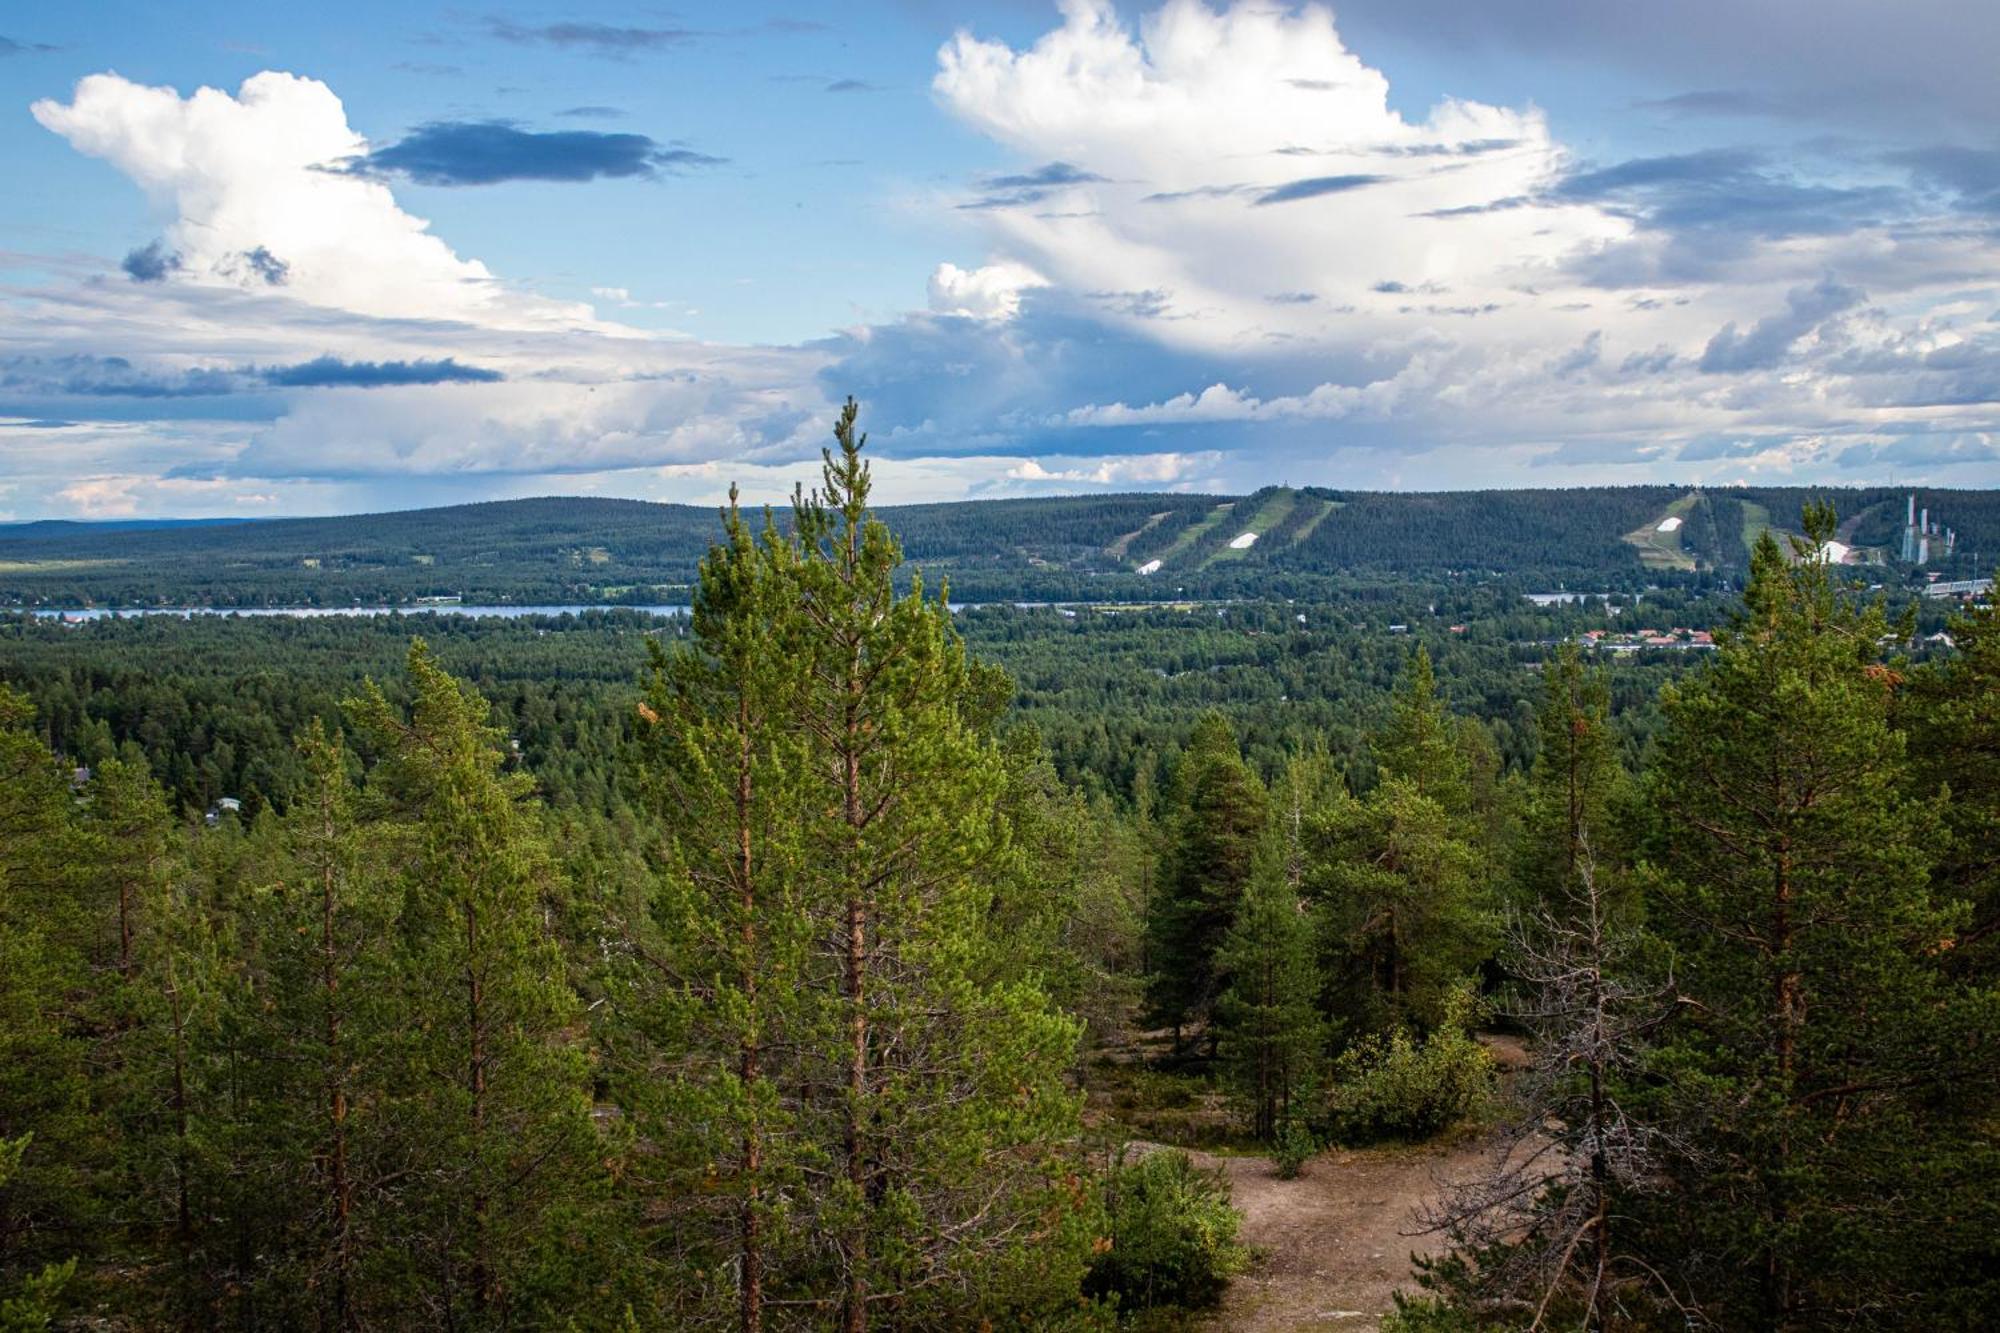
1415;846;1697;1330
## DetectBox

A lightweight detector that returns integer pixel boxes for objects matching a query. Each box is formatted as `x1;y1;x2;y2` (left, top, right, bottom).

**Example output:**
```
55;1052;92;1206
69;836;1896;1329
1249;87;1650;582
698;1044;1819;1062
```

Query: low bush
1085;1148;1248;1313
1380;1293;1477;1332
1320;1012;1493;1145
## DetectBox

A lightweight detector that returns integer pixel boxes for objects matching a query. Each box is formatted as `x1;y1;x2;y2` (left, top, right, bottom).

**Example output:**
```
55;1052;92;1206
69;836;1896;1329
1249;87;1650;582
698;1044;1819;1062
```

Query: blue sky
3;1;2000;518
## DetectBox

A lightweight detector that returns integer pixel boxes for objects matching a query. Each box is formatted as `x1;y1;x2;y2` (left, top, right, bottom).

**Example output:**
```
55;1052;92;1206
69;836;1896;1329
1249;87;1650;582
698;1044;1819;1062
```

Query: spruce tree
1643;511;1994;1326
349;643;603;1327
1145;713;1267;1047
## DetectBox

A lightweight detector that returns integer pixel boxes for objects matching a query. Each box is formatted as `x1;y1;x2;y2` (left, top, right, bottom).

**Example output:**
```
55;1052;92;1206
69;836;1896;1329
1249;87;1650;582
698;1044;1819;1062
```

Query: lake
19;604;693;621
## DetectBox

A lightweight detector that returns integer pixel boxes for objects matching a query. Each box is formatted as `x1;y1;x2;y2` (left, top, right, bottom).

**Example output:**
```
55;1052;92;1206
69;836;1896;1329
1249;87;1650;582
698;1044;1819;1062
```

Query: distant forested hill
3;484;1996;606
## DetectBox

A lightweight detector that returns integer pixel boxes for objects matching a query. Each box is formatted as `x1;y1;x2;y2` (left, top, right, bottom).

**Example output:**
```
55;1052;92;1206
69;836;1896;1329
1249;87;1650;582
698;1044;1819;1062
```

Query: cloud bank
8;1;2000;520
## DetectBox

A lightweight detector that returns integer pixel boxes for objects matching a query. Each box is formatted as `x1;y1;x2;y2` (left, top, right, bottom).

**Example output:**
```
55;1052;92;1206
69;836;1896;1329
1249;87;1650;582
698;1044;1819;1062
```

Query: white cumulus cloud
934;0;1629;355
32;72;603;330
927;261;1048;320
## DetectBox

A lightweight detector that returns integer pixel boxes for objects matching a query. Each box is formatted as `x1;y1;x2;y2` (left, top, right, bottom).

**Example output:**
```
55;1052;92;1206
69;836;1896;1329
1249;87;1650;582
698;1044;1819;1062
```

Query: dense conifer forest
3;410;1998;1329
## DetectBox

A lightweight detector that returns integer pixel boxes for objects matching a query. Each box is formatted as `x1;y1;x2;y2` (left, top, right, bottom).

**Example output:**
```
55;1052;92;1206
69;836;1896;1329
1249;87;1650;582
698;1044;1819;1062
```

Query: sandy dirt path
1187;1134;1506;1332
1195;1037;1532;1331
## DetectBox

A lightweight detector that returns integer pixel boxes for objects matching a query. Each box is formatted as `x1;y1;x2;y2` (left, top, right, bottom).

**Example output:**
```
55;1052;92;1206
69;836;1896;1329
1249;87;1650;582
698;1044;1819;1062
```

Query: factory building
1900;494;1957;565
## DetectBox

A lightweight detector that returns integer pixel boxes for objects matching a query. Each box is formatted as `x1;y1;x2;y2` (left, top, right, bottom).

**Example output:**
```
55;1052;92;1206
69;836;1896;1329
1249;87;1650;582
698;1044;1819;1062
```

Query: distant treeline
9;485;1999;607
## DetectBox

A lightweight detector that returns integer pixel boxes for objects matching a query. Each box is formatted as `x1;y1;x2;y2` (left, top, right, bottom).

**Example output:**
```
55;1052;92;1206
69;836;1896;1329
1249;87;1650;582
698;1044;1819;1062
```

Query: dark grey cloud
1141;183;1247;204
985;162;1104;191
1088;289;1176;319
1322;0;2000;133
1380;138;1521;158
260;356;504;388
1699;276;1865;372
1676;434;1785;462
1266;292;1318;305
1255;174;1387;206
1;355;243;399
1892;146;2000;215
1550;330;1603;377
121;241;182;283
1636;89;1797;119
0;354;502;400
1556;148;1904;239
1821;331;2000;408
555;105;624;118
961;161;1105;209
486;18;699;53
825;79;878;94
0;35;57;56
1418;195;1530;218
235;246;289;286
1836;435;2000;470
347;121;723;185
1621;346;1679;375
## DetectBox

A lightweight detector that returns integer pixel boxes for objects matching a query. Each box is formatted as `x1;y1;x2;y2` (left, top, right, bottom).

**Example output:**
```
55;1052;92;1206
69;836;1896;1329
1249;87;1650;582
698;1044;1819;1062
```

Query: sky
3;1;2000;519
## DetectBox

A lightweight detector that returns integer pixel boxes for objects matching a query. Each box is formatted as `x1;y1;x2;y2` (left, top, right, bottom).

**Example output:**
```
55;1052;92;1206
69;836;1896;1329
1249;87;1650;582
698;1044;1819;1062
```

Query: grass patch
1202;489;1298;568
1739;500;1773;558
1108;511;1173;560
1155;503;1235;568
0;559;127;574
1286;497;1342;546
1621;491;1700;570
1087;1060;1246;1150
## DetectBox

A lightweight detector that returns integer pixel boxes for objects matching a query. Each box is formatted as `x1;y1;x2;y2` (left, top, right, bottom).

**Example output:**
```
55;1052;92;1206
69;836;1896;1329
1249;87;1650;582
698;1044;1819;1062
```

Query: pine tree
624;491;811;1332
786;401;1087;1330
1375;646;1470;817
1146;713;1267;1047
249;722;392;1327
72;758;226;1326
1215;752;1328;1140
0;688;94;1316
1642;510;1995;1327
1312;776;1492;1037
349;643;603;1327
1905;582;2000;974
1512;641;1630;917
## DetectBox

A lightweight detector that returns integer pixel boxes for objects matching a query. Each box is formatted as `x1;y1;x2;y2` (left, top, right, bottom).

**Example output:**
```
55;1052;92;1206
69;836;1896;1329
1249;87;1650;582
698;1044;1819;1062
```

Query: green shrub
1085;1148;1248;1312
1272;1115;1317;1180
1380;1293;1477;1332
1321;1014;1493;1144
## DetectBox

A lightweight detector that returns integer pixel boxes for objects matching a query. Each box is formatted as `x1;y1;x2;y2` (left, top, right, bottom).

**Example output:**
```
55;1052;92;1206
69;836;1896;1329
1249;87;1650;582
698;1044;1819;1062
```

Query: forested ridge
9;483;2000;608
2;410;1998;1330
